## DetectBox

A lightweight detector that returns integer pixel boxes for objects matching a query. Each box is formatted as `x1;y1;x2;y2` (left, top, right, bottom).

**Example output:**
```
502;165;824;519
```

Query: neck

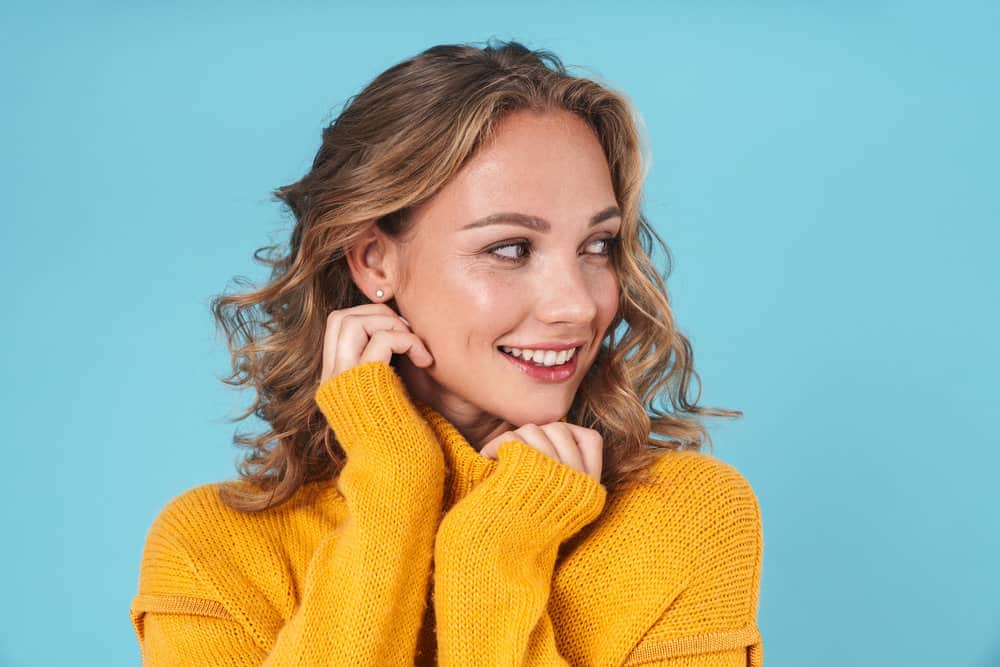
393;355;515;452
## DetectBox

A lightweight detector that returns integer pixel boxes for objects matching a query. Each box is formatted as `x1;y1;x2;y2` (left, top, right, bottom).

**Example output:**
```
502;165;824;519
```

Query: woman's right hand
320;303;434;385
478;422;604;484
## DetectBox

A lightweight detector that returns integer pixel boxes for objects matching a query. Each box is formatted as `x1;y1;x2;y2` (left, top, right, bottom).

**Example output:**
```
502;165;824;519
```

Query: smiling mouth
497;345;581;367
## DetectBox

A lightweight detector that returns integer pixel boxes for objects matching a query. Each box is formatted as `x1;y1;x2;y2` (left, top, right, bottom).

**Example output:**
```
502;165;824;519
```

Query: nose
534;254;600;325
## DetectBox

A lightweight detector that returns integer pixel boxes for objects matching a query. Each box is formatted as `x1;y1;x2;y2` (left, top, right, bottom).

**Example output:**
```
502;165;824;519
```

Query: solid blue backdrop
2;1;998;665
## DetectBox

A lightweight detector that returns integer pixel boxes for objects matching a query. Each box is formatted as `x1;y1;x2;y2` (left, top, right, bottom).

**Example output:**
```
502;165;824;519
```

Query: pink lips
498;346;579;383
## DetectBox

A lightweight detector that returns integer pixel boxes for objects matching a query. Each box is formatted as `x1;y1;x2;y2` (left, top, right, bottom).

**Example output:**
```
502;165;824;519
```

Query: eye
486;235;622;263
588;235;622;256
488;240;531;262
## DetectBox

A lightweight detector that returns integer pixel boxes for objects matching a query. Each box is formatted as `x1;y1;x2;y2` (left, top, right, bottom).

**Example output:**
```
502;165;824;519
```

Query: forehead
414;109;617;232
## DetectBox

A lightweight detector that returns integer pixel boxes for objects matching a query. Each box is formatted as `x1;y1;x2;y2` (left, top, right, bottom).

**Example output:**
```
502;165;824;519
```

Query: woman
130;40;763;666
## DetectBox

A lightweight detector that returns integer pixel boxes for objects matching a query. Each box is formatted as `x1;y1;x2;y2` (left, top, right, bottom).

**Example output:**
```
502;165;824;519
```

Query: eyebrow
460;205;622;233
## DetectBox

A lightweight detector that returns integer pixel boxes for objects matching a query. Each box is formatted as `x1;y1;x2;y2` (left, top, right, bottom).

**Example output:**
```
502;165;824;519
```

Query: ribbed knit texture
130;360;763;666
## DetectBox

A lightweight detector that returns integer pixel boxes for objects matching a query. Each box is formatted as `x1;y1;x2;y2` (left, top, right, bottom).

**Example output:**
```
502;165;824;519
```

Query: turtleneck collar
410;397;568;512
410;397;498;512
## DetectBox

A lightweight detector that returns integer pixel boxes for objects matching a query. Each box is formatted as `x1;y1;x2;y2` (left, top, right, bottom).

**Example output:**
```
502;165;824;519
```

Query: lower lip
498;348;579;383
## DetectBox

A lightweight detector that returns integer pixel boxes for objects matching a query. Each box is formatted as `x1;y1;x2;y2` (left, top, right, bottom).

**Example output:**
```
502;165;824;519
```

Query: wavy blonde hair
212;39;742;512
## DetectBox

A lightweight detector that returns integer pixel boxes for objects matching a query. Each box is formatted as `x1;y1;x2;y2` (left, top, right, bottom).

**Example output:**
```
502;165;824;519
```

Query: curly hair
211;38;742;512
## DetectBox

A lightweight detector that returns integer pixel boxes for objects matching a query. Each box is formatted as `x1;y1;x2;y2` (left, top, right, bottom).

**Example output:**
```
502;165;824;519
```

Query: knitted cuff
313;360;442;468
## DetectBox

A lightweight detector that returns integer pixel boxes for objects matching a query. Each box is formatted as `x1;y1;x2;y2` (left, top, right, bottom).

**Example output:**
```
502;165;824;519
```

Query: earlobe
345;226;398;302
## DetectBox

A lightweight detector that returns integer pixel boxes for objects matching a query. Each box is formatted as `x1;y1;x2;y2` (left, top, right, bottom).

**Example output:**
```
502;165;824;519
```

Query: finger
341;313;434;370
323;305;402;380
480;431;517;460
326;303;407;340
480;440;496;460
322;309;348;382
539;423;586;476
327;302;404;336
332;314;408;375
320;309;420;381
562;424;604;480
359;329;434;368
512;424;560;463
369;309;431;364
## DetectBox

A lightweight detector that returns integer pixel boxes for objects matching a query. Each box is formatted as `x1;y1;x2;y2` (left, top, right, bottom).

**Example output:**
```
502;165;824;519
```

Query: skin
346;108;621;454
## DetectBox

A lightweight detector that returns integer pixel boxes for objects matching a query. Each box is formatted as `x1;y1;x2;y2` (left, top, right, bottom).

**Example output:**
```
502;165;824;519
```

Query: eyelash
486;235;622;263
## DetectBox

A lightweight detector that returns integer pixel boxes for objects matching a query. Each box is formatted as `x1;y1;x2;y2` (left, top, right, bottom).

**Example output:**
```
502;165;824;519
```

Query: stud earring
375;288;384;299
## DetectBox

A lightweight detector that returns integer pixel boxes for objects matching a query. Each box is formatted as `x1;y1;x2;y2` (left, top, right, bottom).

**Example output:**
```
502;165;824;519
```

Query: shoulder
624;449;762;562
138;482;223;562
143;478;343;542
645;448;761;510
135;479;343;597
133;482;223;602
140;482;243;556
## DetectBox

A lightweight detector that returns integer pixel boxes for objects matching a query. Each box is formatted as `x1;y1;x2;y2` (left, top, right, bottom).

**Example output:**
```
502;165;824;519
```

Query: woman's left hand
479;422;603;484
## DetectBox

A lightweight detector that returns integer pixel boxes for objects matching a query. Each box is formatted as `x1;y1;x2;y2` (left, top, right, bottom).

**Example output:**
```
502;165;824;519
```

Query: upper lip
499;340;586;352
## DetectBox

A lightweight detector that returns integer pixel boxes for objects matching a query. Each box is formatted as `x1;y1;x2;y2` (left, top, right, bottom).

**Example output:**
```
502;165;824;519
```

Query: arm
432;439;607;666
130;361;445;665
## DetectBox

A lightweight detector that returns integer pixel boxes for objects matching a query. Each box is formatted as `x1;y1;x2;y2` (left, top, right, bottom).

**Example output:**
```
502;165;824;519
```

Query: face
387;108;622;434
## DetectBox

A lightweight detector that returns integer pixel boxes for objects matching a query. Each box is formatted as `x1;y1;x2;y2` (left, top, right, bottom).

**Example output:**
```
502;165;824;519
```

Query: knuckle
569;425;602;446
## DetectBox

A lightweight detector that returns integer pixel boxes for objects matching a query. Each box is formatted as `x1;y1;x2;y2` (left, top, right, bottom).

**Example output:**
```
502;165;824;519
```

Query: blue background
2;1;998;665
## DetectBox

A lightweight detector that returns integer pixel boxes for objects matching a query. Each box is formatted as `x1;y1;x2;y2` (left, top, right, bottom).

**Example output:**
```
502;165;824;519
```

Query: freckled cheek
427;271;521;348
460;278;521;320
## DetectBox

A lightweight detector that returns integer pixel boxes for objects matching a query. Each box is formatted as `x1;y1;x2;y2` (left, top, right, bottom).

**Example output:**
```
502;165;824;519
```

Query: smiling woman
129;38;763;666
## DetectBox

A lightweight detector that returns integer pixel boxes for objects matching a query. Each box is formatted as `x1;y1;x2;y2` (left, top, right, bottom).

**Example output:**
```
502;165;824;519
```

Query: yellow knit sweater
130;360;763;666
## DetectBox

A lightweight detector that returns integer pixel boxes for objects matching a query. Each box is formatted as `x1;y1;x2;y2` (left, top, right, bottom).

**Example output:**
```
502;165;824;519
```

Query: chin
498;402;573;428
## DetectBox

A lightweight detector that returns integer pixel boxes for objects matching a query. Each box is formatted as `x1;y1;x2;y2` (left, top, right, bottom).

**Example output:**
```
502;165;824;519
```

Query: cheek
424;269;522;338
458;274;523;321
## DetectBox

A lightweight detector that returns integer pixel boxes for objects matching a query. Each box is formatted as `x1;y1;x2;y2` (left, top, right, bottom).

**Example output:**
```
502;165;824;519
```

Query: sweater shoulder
610;449;762;560
645;448;760;508
139;481;258;559
147;478;344;542
133;482;222;600
134;479;344;600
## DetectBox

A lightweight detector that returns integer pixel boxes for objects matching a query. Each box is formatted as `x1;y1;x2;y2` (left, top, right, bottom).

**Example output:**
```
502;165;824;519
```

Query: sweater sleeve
432;438;608;666
130;360;446;666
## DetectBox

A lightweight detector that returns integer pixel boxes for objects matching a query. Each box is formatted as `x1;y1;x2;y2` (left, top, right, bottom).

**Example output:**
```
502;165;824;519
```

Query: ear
345;224;401;302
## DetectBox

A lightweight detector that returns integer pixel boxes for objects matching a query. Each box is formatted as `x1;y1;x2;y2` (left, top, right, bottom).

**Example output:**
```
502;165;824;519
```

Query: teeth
500;346;578;367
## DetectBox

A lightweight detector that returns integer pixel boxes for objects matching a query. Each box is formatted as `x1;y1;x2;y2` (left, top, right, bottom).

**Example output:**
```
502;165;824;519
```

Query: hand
479;423;604;484
320;303;434;384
